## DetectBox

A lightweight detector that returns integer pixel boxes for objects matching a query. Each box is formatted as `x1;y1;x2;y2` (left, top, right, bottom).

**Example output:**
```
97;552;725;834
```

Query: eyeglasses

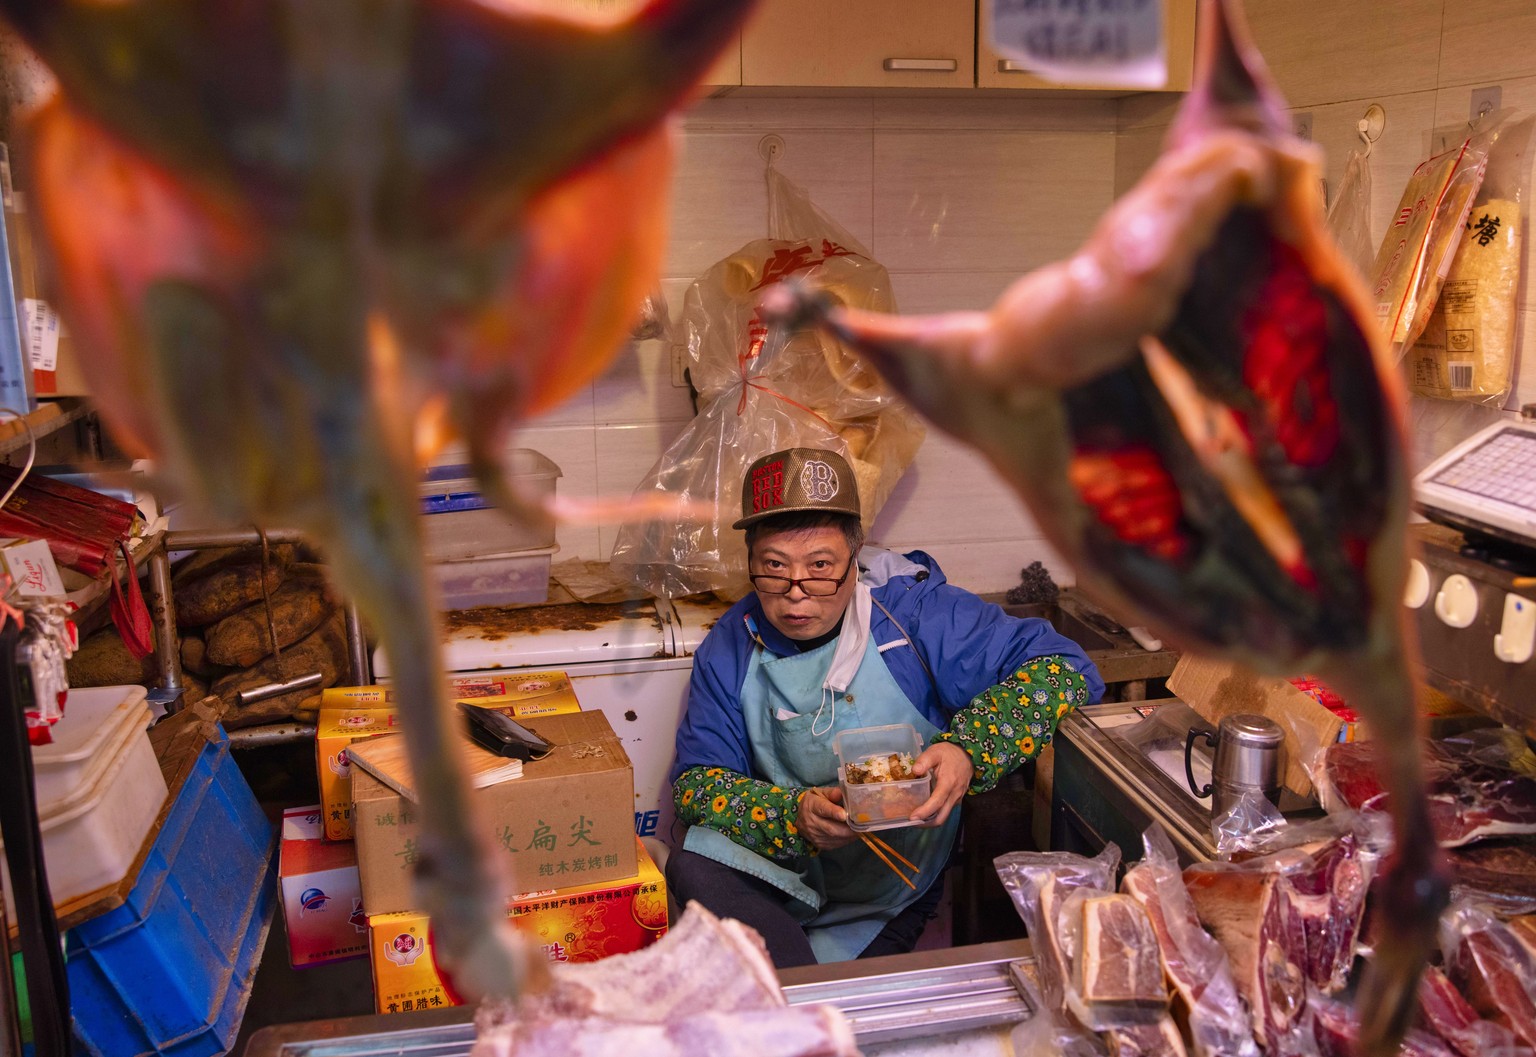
749;558;855;597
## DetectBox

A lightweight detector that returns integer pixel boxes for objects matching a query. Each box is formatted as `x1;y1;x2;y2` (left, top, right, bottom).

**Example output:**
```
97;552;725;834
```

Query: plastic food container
1;688;167;918
32;684;151;807
834;723;930;832
419;449;561;561
432;545;558;610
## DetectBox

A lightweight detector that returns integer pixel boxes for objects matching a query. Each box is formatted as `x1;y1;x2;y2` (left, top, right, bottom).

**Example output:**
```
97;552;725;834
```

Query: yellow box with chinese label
352;710;635;914
366;838;667;1013
316;673;582;840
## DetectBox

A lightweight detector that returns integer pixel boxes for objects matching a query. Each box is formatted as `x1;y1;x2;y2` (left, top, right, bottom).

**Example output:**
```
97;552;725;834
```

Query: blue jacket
669;548;1105;784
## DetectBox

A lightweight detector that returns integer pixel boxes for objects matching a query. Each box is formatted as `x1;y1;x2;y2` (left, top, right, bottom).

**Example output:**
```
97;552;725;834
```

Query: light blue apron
683;624;961;962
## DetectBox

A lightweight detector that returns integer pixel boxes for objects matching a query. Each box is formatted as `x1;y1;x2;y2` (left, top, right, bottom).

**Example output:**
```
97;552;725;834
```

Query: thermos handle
1185;728;1216;799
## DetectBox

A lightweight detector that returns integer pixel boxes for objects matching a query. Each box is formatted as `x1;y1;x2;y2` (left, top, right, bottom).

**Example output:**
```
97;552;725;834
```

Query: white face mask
811;580;871;736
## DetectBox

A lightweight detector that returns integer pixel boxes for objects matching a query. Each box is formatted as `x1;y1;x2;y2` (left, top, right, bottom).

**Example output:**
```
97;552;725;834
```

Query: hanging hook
758;134;786;167
1357;103;1386;159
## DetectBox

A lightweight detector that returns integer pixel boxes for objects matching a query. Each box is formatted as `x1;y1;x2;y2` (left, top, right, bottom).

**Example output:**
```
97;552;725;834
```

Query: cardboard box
352;710;636;915
367;838;666;1014
316;705;400;841
321;671;582;717
317;674;582;839
278;806;368;967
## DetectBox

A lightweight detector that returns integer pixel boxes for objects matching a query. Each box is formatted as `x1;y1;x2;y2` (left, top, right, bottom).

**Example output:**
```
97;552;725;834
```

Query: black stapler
458;703;553;761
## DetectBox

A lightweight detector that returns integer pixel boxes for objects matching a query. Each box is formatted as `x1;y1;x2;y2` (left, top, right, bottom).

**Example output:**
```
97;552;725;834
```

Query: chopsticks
858;831;919;890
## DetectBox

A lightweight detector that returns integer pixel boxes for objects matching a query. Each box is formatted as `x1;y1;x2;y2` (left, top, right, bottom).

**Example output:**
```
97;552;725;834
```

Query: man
667;446;1104;967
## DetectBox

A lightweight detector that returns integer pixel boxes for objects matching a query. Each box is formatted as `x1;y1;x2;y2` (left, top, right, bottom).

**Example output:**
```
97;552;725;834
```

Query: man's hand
909;741;974;827
798;787;857;852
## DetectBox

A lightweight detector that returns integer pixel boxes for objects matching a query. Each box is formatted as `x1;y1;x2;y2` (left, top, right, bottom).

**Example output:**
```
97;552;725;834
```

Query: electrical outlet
1471;85;1502;126
671;345;688;388
1292;112;1313;142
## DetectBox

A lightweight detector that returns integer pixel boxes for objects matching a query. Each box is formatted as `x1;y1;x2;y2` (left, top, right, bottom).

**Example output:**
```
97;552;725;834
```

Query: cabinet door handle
997;60;1034;73
883;58;958;72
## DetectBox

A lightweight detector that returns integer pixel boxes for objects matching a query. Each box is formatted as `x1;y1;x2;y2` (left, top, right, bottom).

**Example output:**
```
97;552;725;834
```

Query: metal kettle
1184;712;1285;816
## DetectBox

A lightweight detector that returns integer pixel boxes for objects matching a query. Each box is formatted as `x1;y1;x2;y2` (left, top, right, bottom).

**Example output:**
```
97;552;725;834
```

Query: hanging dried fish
763;2;1446;1053
0;0;756;1003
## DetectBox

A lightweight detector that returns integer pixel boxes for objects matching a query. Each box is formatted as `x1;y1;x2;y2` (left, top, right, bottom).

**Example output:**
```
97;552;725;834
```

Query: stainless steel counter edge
242;939;1036;1056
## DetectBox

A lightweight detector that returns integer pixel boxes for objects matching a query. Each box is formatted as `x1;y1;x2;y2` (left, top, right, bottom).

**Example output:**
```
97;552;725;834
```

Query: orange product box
317;673;582;840
366;837;667;1014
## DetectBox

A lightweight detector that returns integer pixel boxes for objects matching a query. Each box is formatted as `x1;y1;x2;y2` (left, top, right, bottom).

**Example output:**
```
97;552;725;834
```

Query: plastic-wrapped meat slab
1122;851;1259;1057
1415;964;1534;1057
1443;903;1536;1051
1323;738;1536;848
1183;833;1370;1053
470;903;857;1057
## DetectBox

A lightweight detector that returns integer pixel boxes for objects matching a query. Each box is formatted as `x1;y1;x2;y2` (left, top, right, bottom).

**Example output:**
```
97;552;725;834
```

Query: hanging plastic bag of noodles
1367;119;1501;358
1407;113;1535;406
610;165;925;601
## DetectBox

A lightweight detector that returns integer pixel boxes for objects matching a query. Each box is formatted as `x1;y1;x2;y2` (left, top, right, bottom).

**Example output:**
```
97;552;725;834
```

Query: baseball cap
733;447;861;530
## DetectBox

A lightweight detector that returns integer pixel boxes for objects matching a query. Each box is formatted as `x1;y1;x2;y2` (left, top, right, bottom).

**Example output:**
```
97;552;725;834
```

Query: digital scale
1415;417;1536;557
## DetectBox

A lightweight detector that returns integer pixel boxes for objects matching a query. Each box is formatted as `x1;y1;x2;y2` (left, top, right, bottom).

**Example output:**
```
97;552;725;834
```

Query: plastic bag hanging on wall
1407;113;1535;408
609;162;925;600
1325;147;1375;281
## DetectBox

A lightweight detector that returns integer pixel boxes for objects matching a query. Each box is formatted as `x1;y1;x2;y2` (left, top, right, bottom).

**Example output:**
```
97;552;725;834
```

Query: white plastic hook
758;134;786;167
1357;104;1385;158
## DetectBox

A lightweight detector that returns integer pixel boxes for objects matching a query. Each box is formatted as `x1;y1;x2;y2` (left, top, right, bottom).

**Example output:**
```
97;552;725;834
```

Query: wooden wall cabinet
977;0;1197;92
741;0;975;90
533;0;741;86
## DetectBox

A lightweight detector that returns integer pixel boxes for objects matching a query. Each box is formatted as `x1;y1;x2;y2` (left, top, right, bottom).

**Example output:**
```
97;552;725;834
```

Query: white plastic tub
2;703;167;918
433;546;558;610
33;684;150;808
419;450;561;561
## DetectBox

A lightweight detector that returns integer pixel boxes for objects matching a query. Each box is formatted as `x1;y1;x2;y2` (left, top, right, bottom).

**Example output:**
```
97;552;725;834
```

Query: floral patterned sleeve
673;766;813;863
933;653;1089;794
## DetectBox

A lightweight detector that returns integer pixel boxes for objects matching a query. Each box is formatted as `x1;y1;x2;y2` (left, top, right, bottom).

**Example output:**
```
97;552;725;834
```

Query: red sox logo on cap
800;459;838;502
750;458;785;515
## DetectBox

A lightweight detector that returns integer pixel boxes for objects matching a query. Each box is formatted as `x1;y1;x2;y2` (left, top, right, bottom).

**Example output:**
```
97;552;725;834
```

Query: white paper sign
22;298;60;372
0;538;66;598
990;0;1166;89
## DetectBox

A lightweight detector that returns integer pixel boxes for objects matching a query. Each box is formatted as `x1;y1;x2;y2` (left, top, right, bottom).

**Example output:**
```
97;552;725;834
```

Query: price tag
21;298;59;372
990;0;1166;89
22;298;60;372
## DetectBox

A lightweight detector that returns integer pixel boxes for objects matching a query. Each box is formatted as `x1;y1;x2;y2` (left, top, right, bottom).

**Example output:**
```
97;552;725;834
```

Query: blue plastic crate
66;725;276;1057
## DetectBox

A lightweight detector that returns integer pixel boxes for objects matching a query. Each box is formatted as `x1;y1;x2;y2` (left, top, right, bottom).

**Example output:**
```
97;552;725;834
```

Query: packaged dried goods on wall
1407;114;1535;407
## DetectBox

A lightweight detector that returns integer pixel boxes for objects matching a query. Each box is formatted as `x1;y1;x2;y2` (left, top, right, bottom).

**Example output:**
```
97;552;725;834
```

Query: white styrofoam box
419;449;561;561
2;702;167;918
33;684;149;809
433;546;558;610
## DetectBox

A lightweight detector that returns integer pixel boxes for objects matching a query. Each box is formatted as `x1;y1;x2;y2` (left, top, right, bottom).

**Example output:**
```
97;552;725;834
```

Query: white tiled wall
511;95;1119;595
515;0;1536;598
1114;0;1536;471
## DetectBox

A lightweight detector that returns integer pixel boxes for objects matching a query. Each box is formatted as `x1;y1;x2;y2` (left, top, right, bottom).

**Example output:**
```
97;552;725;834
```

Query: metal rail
242;941;1036;1056
153;528;372;716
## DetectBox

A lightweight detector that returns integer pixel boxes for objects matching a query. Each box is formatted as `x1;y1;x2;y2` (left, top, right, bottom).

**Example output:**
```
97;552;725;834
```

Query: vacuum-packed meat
1078;895;1167;1007
1122;852;1259;1057
1104;1017;1190;1057
1324;738;1536;848
1184;833;1370;1051
1443;903;1536;1049
1415;964;1534;1057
